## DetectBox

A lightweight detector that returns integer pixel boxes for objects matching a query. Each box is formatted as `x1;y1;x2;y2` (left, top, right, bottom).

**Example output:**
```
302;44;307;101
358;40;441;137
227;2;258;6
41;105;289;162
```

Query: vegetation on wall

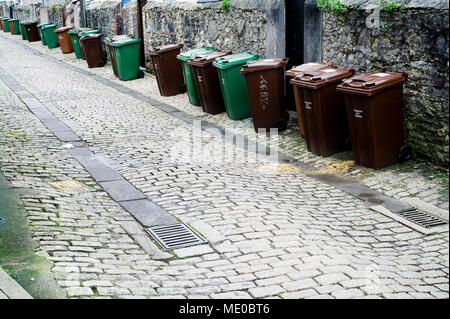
316;0;348;15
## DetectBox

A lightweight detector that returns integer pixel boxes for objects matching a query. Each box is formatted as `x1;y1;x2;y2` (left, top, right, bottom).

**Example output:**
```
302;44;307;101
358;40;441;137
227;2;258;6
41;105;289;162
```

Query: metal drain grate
146;223;207;250
396;208;448;229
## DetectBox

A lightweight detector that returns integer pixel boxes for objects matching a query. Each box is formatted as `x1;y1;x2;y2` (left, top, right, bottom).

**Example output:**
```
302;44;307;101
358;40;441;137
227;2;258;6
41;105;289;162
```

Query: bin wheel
56;43;60;48
274;117;288;132
180;83;187;94
98;60;106;68
344;136;352;151
137;70;145;79
398;145;412;163
283;111;290;122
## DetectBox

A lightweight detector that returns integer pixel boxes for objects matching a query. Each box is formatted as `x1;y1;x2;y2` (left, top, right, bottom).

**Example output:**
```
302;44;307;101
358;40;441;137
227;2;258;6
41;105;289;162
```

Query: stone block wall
86;0;123;36
142;0;285;69
321;0;449;166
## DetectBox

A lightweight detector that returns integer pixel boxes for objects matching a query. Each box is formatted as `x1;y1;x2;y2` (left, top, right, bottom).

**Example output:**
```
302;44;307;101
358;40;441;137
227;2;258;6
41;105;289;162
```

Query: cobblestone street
0;32;449;299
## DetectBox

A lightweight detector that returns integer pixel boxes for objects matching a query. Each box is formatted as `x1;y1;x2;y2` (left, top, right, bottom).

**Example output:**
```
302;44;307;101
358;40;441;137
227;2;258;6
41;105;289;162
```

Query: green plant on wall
316;0;348;15
222;0;230;13
376;0;406;31
50;4;63;12
376;0;406;13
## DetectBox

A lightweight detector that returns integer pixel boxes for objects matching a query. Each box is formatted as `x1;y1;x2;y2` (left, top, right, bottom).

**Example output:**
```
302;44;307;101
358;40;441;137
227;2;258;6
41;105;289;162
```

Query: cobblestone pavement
0;33;449;299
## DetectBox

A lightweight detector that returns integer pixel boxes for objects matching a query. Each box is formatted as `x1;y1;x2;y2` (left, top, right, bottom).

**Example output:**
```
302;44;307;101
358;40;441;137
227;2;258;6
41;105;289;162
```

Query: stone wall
321;0;449;166
142;0;285;69
86;0;122;36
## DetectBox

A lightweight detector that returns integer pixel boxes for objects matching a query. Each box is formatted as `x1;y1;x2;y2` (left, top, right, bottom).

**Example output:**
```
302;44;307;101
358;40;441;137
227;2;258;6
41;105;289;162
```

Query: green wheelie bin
109;37;143;81
20;21;29;40
41;24;58;49
78;29;101;60
103;34;133;77
176;47;218;106
9;19;20;35
38;22;52;45
68;27;94;59
2;18;10;32
212;52;260;120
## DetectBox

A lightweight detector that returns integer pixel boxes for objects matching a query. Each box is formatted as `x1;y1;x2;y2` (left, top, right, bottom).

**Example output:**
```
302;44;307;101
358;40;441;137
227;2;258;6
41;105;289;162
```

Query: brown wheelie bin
287;62;334;138
0;18;3;31
188;51;232;115
290;67;354;157
336;72;409;169
25;21;40;42
241;58;289;132
79;33;106;68
55;26;74;53
149;44;185;96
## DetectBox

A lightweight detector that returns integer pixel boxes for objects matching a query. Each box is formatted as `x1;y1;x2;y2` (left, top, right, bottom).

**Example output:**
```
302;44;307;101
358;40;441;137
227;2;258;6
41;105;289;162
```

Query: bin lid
149;44;184;56
286;62;333;78
20;21;35;25
177;47;218;62
37;22;52;28
103;34;133;44
240;58;289;75
41;24;58;30
24;21;38;26
336;71;408;96
187;51;232;67
78;29;102;37
109;37;142;47
80;33;103;42
8;19;19;22
55;26;73;33
68;27;94;35
212;52;260;70
290;67;354;89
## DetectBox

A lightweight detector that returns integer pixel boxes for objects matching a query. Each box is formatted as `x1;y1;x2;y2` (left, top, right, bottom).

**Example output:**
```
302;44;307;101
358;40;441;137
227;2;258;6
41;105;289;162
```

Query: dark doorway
137;0;147;68
285;0;305;110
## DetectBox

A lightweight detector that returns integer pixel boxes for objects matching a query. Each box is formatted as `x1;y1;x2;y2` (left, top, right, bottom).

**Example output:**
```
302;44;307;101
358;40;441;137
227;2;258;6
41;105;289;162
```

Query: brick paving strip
0;33;425;217
0;34;448;299
0;267;33;299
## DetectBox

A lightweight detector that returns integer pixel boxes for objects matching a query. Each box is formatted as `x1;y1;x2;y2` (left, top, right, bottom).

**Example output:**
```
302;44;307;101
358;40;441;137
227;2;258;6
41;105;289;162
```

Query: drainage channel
0;34;445;235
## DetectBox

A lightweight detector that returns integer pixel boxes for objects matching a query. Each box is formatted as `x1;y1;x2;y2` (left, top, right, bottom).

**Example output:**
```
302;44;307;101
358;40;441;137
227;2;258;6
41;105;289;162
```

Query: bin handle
346;79;366;87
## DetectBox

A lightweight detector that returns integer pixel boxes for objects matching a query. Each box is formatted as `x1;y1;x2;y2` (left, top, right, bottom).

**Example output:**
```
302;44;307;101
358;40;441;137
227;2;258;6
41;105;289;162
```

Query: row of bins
149;43;409;169
2;19;144;81
2;17;409;170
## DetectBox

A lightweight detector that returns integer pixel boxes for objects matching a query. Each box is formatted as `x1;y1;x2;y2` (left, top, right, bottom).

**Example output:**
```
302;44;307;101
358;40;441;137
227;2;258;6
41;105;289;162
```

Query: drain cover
146;223;207;250
371;205;449;235
396;208;448;229
49;180;91;194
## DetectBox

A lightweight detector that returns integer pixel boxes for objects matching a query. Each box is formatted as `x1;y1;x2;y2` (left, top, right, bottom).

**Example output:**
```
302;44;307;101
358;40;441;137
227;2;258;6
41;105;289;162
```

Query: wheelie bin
187;51;232;115
78;29;101;60
109;37;144;81
290;67;354;157
336;71;409;169
68;27;93;59
0;18;3;31
177;47;218;106
38;22;52;45
20;21;29;40
103;35;132;77
41;24;59;49
212;52;260;120
2;18;10;32
80;33;106;68
55;26;74;53
287;62;334;138
25;21;40;42
9;19;20;35
241;58;290;132
149;44;185;96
